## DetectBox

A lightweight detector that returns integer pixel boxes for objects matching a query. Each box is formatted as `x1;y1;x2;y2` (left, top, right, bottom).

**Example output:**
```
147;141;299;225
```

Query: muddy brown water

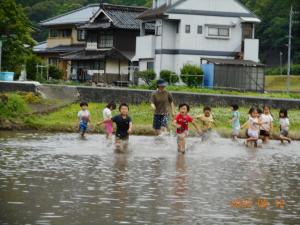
0;132;299;225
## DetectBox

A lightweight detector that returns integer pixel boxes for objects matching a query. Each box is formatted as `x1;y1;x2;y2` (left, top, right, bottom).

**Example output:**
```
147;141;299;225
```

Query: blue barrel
0;72;15;81
201;64;214;89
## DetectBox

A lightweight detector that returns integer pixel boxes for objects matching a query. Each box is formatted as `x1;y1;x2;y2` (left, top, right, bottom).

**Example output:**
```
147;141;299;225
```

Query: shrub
26;55;43;81
21;92;43;104
160;70;179;84
148;80;158;90
136;69;156;85
49;65;64;80
180;64;203;87
265;64;300;75
0;93;29;118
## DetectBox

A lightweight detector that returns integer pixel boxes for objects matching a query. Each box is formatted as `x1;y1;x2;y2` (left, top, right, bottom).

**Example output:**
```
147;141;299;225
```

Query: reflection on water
0;131;299;225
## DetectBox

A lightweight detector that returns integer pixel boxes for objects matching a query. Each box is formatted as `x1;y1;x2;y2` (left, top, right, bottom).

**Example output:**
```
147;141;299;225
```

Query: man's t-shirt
112;115;132;138
175;114;193;134
150;90;173;115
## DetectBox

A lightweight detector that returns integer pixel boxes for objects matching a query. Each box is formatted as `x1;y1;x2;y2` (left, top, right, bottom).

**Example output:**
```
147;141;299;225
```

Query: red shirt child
175;114;193;134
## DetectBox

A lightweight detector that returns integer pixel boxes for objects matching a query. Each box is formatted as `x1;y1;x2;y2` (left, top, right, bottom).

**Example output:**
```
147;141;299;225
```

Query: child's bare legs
177;134;186;153
106;132;113;139
115;137;129;153
279;135;291;143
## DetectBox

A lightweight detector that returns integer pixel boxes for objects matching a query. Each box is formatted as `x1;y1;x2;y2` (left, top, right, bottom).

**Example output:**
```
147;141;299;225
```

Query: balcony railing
86;42;97;50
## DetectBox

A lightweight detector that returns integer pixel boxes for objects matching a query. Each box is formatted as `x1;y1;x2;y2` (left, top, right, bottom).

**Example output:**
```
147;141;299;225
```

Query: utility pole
287;5;293;93
280;51;283;75
0;39;2;72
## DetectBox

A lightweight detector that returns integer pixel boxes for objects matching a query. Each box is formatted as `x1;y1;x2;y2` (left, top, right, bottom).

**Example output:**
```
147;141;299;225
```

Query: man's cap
157;79;167;87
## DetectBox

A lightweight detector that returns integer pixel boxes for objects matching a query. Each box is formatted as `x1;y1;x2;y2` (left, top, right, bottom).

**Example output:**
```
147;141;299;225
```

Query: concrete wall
0;81;38;93
77;87;300;109
1;81;300;109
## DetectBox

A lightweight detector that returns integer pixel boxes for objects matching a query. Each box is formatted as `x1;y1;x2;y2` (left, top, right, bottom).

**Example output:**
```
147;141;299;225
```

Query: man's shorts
153;114;169;130
79;122;88;133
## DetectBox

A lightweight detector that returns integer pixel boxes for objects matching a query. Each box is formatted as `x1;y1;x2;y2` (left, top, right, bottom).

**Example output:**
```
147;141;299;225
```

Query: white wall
135;35;156;59
166;15;242;53
174;0;250;14
106;59;119;74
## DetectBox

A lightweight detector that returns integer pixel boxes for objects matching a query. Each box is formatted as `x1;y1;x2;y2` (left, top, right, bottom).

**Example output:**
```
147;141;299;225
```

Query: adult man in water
150;79;176;135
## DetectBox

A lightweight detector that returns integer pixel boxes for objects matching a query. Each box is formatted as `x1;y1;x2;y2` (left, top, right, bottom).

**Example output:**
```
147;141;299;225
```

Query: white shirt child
103;107;112;120
279;118;289;131
260;114;273;131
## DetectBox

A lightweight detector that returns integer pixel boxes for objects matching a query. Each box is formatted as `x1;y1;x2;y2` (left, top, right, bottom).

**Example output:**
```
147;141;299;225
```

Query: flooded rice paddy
0;132;299;225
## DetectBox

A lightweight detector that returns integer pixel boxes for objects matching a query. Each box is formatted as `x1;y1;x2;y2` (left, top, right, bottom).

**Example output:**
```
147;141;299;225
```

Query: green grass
24;103;300;139
265;75;300;92
1;93;300;139
131;84;300;99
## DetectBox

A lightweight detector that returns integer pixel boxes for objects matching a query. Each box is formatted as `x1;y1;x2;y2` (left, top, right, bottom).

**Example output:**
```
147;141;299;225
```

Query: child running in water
173;103;202;154
259;105;273;143
101;102;116;139
99;103;132;152
77;102;90;138
229;104;240;140
243;107;264;147
279;109;291;144
197;106;216;131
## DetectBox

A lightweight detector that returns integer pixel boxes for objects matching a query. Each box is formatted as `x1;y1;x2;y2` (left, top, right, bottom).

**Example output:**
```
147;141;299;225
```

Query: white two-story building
133;0;261;76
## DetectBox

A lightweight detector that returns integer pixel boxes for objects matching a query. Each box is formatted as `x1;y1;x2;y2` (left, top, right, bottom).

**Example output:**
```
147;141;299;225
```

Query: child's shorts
260;130;270;137
79;122;88;133
104;121;113;134
247;129;258;139
177;130;189;139
280;129;289;137
232;127;240;136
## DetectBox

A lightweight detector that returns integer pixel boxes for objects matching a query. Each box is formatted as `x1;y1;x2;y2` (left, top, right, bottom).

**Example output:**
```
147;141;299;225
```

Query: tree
0;0;35;73
180;64;203;87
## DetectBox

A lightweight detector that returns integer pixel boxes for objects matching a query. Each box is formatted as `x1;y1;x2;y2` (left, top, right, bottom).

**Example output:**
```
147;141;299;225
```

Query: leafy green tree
180;64;203;87
0;0;35;73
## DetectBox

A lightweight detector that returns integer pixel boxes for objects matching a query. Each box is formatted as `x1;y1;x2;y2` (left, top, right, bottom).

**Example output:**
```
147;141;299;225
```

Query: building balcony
134;35;155;60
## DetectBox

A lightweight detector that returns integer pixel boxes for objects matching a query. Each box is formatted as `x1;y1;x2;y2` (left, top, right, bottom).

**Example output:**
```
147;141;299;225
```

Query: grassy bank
0;94;300;140
131;83;300;99
265;75;300;92
1;93;300;139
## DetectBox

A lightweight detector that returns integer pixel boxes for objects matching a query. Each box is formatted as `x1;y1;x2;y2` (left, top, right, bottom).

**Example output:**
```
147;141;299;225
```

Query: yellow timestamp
230;197;285;209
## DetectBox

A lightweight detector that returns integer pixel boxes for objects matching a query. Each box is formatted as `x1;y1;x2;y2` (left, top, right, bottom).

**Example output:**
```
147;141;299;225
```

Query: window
49;28;71;38
197;25;202;34
98;33;113;48
49;29;58;37
147;61;154;70
62;29;72;37
77;29;86;41
185;25;191;33
48;57;58;66
207;26;230;38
